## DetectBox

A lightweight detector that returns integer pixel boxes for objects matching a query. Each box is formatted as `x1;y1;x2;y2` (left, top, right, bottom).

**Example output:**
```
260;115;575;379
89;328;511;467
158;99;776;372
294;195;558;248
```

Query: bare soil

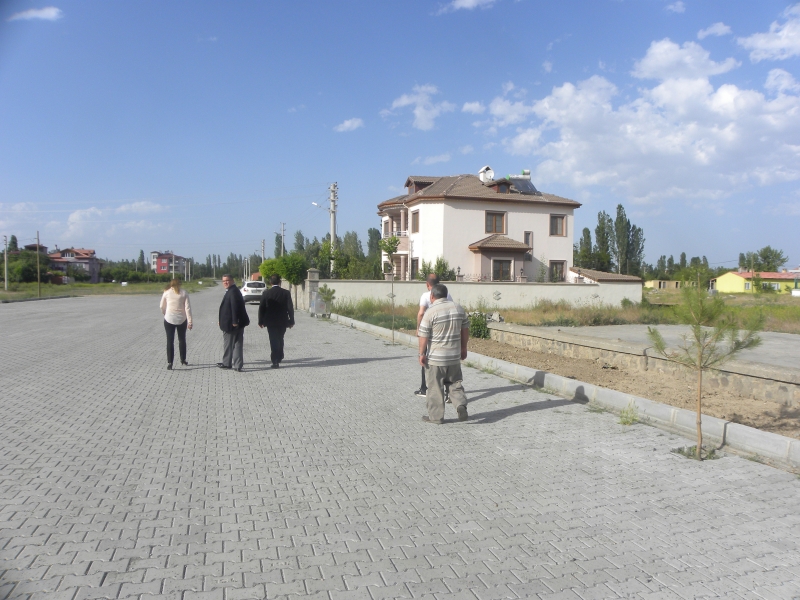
467;337;800;440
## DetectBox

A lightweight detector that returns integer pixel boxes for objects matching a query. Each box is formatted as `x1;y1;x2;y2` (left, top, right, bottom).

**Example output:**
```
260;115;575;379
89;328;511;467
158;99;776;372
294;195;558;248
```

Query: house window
410;259;419;280
486;211;505;234
745;282;751;290
524;231;533;261
550;215;566;236
411;211;419;234
549;261;566;282
493;260;512;281
383;220;389;236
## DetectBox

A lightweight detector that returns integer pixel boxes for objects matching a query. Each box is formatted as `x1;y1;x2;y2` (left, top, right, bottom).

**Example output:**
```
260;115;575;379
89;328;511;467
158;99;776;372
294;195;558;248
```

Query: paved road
551;325;797;371
1;286;800;600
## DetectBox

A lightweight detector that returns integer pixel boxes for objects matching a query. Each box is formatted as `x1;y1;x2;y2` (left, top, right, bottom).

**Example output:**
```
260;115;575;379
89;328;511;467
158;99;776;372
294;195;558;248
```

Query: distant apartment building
150;251;186;275
48;247;103;283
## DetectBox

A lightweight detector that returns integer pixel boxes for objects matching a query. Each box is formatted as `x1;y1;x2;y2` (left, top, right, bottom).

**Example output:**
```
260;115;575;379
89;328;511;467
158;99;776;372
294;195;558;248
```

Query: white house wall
407;200;575;279
408;202;444;265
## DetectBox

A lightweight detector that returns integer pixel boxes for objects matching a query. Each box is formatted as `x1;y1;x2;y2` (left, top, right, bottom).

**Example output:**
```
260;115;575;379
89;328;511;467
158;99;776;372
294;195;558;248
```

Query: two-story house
377;167;580;282
150;250;186;275
47;247;103;283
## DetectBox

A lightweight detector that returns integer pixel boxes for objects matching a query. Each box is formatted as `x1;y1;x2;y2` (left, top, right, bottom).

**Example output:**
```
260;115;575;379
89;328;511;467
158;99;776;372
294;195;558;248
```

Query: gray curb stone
330;313;800;469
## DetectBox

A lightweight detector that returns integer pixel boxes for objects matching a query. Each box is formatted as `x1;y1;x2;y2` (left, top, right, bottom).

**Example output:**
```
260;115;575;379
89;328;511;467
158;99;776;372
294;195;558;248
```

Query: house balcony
382;230;409;252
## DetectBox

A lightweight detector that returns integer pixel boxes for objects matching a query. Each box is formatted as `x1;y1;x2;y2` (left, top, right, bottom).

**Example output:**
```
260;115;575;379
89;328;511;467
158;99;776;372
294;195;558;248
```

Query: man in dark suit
218;274;250;371
258;274;294;368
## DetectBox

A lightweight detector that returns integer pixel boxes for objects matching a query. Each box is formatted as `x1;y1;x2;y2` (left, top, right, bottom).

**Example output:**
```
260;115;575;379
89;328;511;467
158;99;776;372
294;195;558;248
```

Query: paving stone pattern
1;287;800;600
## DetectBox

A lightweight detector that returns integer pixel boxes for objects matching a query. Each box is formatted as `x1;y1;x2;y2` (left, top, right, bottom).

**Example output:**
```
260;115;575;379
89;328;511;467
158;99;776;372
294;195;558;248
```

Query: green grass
0;280;216;302
672;446;721;460
619;401;639;425
329;290;800;335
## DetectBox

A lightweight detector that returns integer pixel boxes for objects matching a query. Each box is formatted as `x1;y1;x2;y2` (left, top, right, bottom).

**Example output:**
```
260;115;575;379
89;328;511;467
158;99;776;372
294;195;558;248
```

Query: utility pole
261;239;265;262
171;253;174;278
3;235;7;291
281;223;286;257
36;231;41;298
328;182;338;276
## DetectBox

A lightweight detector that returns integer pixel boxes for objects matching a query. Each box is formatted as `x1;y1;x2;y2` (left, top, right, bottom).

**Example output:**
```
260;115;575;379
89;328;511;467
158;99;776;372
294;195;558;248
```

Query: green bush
469;313;490;339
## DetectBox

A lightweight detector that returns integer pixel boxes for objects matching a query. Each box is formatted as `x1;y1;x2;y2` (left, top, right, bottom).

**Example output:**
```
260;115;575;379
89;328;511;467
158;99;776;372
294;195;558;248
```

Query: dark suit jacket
258;285;295;328
219;284;250;333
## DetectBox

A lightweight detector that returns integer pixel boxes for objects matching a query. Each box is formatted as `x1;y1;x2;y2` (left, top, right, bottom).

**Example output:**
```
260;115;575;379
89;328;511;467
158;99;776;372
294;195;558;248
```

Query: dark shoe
236;367;243;372
422;416;442;424
167;363;172;370
217;363;231;369
414;389;426;397
181;361;189;366
271;363;279;369
457;405;468;421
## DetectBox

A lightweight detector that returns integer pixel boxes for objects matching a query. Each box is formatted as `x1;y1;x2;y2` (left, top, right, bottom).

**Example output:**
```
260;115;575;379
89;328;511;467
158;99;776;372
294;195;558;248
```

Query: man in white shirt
415;274;453;397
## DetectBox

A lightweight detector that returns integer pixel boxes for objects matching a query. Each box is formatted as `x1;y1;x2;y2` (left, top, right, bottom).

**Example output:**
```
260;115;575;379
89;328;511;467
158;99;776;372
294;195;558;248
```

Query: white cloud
542;61;553;73
502;81;515;95
333;117;364;132
436;0;499;14
632;39;739;80
423;153;451;165
460;145;474;154
386;85;455;131
487;96;536;127
765;68;800;94
665;1;685;14
697;22;731;39
115;201;165;215
738;4;800;62
7;7;62;21
501;68;800;204
462;101;485;114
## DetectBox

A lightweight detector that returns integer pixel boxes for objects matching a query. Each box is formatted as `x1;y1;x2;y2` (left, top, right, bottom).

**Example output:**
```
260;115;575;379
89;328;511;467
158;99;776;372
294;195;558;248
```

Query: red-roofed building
48;247;103;283
150;251;186;275
712;270;799;294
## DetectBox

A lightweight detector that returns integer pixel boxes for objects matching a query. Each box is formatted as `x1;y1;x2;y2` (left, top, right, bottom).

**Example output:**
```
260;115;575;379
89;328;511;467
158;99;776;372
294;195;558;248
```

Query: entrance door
493;260;512;281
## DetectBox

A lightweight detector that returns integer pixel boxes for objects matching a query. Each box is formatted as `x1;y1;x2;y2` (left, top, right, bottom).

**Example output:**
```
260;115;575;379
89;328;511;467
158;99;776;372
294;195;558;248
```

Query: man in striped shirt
417;283;469;424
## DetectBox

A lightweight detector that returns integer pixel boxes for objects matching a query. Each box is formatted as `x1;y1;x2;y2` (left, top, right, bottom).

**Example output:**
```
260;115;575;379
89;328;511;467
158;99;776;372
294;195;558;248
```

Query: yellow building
712;271;799;294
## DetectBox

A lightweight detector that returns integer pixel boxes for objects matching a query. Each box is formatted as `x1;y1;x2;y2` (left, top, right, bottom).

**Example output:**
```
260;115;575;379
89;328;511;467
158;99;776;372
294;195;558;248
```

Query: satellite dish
478;165;494;183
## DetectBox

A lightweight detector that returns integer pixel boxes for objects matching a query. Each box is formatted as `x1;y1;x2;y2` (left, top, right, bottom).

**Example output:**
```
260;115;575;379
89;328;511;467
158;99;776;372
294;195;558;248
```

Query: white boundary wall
299;279;642;310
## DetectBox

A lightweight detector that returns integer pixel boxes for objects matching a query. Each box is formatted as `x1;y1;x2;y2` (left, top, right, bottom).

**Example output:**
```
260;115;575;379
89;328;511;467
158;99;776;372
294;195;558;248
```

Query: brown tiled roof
570;267;642;283
378;174;580;213
403;176;438;187
468;234;531;251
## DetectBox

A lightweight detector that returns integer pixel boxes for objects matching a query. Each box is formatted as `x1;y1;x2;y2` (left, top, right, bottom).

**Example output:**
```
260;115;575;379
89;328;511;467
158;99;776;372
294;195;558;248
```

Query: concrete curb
330;313;800;469
1;295;82;304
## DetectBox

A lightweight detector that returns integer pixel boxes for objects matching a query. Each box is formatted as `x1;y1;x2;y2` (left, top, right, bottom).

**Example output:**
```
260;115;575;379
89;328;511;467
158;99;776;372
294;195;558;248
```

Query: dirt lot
462;337;800;440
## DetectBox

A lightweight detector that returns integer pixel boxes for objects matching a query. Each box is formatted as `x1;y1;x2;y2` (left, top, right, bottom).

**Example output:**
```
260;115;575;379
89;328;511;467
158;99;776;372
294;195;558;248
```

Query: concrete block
593;388;633;412
725;423;792;463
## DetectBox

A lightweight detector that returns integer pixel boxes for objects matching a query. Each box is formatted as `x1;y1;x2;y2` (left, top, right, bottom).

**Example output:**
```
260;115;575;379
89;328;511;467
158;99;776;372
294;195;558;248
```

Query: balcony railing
382;230;408;238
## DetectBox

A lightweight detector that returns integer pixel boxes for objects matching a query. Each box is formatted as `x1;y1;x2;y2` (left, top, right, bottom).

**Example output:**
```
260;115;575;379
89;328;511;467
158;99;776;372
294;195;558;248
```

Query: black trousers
164;320;187;364
266;325;286;364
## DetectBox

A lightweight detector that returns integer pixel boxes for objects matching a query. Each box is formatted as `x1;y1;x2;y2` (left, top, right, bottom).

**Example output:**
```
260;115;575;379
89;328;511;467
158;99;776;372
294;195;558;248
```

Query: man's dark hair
426;274;440;286
269;274;281;286
431;283;448;299
221;274;232;280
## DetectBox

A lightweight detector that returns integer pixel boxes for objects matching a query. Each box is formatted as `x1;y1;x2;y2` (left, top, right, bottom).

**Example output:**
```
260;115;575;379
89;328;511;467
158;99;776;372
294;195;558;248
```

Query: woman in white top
160;279;193;370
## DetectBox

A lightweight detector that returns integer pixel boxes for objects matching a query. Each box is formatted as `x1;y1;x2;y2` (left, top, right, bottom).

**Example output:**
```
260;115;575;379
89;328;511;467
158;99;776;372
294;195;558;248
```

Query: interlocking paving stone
2;288;800;600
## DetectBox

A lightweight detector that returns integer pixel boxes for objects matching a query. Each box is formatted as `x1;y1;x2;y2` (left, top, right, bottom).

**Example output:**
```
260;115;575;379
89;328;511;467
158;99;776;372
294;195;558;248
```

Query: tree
613;205;631;274
367;228;381;258
341;231;365;259
667;255;675;276
137;250;146;272
274;233;285;258
8;235;18;252
756;246;788;272
378;236;400;344
680;252;687;270
628;225;645;277
575;228;594;269
281;253;309;307
647;287;763;460
594;211;614;272
294;231;306;254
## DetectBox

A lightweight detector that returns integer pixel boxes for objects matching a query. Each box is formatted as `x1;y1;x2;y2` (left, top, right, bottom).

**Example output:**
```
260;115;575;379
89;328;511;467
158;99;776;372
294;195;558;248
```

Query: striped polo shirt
418;299;469;366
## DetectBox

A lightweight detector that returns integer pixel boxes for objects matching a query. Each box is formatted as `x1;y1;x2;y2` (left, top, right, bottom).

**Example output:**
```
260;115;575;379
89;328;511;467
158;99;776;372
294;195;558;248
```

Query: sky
1;0;799;269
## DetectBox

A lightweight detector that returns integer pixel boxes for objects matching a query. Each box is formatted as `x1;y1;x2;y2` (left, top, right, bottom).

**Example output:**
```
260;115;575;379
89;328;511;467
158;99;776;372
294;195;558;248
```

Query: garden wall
298;277;642;312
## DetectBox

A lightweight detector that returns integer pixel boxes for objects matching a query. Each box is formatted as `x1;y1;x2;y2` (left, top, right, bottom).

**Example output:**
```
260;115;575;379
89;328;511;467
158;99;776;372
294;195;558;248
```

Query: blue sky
1;0;799;269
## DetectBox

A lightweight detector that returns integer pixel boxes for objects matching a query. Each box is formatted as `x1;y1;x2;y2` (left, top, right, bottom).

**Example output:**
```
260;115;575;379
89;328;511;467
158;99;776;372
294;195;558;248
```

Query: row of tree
573;205;646;276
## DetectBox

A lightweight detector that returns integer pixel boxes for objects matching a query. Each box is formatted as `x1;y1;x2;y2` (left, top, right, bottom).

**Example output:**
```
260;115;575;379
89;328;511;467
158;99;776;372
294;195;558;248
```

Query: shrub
469;313;490;339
